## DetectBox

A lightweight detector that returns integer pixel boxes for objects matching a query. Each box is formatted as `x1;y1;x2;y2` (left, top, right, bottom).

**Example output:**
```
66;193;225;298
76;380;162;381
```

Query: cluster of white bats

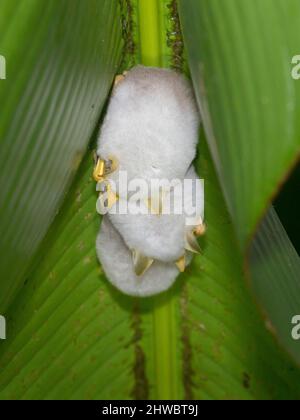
94;66;205;297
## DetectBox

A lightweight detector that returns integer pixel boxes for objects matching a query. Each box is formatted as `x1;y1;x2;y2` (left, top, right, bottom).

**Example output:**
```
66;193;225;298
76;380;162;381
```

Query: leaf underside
0;0;300;400
178;0;300;367
0;0;122;312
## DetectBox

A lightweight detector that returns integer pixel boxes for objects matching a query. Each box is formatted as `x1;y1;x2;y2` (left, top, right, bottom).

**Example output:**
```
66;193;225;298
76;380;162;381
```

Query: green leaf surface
1;0;300;401
1;130;300;400
179;0;300;365
249;208;300;365
179;0;300;248
0;0;300;399
0;0;122;312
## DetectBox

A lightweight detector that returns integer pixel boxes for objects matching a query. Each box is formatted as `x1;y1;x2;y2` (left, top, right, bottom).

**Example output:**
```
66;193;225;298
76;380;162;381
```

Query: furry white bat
97;217;193;297
99;164;204;262
95;66;204;296
97;65;199;187
96;165;203;297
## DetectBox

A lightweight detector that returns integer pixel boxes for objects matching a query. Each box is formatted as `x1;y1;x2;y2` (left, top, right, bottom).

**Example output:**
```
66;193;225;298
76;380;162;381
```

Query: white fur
97;217;185;297
106;165;204;262
96;66;202;296
96;165;202;297
97;65;199;186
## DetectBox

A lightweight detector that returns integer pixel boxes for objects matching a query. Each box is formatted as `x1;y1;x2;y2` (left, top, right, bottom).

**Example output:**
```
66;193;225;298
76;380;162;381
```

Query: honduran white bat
94;66;204;297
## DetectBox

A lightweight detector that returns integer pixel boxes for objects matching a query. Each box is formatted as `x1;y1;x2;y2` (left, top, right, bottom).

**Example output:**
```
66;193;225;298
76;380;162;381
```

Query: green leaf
178;0;300;365
178;0;300;248
0;0;122;312
1;132;300;400
249;208;300;365
1;0;300;400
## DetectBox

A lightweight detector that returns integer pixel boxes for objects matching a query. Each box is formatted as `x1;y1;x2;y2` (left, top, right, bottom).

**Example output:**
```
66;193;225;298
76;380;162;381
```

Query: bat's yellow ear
185;230;201;254
184;222;206;254
194;223;206;237
132;249;154;276
93;158;105;182
175;254;186;272
93;155;119;182
113;71;128;87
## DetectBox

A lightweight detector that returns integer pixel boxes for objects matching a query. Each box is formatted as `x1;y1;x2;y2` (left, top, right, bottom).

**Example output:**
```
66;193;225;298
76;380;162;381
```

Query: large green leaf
1;132;300;400
249;208;300;364
0;0;122;312
178;0;300;365
1;0;300;400
179;0;300;248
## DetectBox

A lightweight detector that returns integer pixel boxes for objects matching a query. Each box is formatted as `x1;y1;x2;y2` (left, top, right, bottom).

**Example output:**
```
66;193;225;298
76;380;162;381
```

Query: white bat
95;66;204;296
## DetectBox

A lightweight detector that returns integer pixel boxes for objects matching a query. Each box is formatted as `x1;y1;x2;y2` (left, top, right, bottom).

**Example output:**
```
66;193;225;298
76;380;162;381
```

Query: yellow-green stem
137;0;179;400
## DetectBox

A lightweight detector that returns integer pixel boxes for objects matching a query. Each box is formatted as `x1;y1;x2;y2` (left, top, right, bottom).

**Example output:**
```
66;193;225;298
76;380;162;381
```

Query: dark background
275;161;300;253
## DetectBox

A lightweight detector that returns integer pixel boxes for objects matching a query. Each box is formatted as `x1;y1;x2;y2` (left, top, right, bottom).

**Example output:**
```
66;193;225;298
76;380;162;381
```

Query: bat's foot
175;254;186;272
194;223;206;237
114;71;128;87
